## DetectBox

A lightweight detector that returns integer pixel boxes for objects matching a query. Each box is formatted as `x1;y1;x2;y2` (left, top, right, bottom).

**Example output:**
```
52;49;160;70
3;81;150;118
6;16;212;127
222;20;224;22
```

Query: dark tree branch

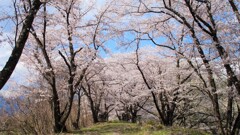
0;0;42;90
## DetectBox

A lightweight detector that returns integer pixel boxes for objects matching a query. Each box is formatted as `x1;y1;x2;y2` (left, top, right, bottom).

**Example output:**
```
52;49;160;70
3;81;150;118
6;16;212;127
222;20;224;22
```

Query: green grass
67;122;209;135
72;122;140;135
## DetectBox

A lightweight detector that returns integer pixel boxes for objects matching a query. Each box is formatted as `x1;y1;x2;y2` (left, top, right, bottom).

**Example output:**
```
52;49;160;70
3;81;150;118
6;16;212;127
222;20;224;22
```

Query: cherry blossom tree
111;0;240;134
81;58;116;123
105;54;150;123
24;0;115;132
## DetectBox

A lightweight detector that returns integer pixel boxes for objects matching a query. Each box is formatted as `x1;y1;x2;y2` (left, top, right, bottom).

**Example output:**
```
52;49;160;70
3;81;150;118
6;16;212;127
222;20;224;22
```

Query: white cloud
0;45;12;69
0;88;23;99
0;59;30;98
0;35;30;98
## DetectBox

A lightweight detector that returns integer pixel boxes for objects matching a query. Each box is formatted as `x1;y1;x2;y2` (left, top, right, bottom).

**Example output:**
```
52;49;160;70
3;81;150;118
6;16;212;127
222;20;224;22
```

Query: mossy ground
66;122;209;135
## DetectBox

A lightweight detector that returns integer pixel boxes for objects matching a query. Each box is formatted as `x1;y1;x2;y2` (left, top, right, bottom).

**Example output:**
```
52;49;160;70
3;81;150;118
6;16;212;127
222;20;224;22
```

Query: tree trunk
131;112;137;123
92;109;99;123
73;91;81;129
51;86;62;133
88;97;99;123
54;122;67;133
0;0;42;90
231;111;240;135
228;0;240;24
226;88;233;135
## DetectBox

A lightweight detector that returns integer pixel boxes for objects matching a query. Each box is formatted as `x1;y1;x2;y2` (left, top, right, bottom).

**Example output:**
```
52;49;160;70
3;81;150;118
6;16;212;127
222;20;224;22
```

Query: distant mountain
0;96;6;108
0;95;7;109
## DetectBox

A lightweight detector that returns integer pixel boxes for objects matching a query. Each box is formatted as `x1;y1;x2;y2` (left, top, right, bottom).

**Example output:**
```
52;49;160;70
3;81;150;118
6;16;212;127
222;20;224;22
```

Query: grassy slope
68;122;209;135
